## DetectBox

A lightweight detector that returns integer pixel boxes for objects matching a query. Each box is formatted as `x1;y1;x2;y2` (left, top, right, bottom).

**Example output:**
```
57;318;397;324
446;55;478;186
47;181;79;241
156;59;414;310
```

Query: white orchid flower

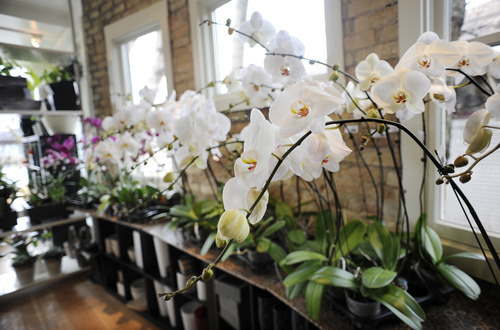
146;106;174;133
174;145;208;169
355;53;394;91
429;78;457;114
101;116;115;132
397;31;461;78
117;131;141;157
264;30;306;84
372;69;431;120
450;40;494;77
487;51;500;79
234;109;275;190
239;11;276;48
223;67;247;92
485;92;500;119
463;109;492;154
242;64;278;104
217;209;250;243
269;81;344;138
94;139;120;165
341;81;370;117
223;177;269;224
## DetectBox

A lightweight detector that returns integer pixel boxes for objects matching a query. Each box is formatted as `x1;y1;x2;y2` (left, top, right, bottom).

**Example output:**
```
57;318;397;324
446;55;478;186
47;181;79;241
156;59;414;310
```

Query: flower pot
44;258;62;276
345;291;381;318
14;264;36;285
153;236;170;278
48;80;79;110
1;210;17;231
246;249;273;274
27;202;72;225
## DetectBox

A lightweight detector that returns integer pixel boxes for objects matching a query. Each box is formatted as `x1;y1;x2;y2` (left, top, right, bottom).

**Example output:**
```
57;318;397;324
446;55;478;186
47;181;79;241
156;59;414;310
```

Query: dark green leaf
419;224;442;263
310;266;359;290
200;232;216;256
286;281;307;300
260;220;286;238
371;284;425;330
279;250;327;266
441;252;485;262
275;201;294;219
256;237;271;253
283;261;323;287
367;222;400;270
332;219;367;262
305;281;324;320
362;267;397;289
288;229;307;245
437;263;480;300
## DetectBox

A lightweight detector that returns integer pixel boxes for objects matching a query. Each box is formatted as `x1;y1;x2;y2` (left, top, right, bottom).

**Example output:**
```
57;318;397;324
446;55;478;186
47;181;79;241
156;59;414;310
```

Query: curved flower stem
445;68;493;97
201;20;270;52
445;142;500;179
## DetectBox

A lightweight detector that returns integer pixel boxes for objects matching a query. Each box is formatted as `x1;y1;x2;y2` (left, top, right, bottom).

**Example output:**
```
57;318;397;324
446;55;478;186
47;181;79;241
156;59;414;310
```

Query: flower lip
290;100;310;118
393;91;408;104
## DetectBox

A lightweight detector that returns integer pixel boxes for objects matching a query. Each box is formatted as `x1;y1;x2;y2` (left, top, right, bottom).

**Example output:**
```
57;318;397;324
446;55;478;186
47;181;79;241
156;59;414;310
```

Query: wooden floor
0;274;160;330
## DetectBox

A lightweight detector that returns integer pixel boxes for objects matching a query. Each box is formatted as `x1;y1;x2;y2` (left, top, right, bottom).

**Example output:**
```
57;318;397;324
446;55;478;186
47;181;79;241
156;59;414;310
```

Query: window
189;0;343;109
104;1;174;112
399;0;500;281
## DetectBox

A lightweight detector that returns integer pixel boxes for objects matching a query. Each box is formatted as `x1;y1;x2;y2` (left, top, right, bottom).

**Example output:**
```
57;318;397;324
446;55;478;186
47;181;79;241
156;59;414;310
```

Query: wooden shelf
0;110;83;116
0;256;89;298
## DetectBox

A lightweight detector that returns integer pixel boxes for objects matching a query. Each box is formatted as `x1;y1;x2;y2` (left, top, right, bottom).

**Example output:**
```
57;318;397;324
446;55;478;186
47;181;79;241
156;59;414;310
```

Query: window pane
121;30;167;105
214;0;327;93
452;0;500;41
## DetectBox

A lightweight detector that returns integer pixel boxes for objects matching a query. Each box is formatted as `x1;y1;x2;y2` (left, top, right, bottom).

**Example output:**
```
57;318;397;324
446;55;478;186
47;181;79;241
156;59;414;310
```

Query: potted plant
42;245;66;276
40;62;79;110
6;233;42;285
0;55;41;110
0;167;18;231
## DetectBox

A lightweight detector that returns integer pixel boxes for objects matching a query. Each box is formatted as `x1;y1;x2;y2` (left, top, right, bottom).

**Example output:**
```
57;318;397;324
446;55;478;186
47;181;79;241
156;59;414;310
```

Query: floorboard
0;274;160;330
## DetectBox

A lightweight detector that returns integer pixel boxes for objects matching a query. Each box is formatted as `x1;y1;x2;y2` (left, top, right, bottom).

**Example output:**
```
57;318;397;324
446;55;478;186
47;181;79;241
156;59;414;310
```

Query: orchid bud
228;27;234;35
163;172;174;183
436;177;444;185
466;128;492;155
226;18;231;26
460;173;472;183
215;235;226;248
454;155;469;168
217;209;250;243
366;109;379;119
377;124;386;134
202;268;213;281
329;71;340;81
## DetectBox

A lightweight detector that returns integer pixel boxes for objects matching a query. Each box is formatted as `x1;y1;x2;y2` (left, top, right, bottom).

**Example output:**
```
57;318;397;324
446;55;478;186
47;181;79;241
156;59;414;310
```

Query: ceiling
0;0;73;53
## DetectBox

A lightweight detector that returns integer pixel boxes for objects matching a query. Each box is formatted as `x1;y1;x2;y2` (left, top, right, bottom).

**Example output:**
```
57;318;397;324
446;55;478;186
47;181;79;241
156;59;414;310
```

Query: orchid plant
152;11;500;330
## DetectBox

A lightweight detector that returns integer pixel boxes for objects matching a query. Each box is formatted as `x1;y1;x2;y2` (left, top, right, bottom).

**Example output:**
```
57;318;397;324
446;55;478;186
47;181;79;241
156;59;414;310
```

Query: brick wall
82;0;194;117
342;0;399;75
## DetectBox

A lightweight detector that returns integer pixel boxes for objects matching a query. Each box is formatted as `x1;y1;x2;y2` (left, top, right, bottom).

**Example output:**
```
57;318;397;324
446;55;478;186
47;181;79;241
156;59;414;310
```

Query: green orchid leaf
200;232;216;256
286;281;307;300
268;242;289;271
332;219;367;262
362;267;397;289
221;242;238;262
315;210;333;254
310;266;359;290
372;284;425;330
367;222;400;270
256;237;271;253
275;201;294;219
283;260;323;287
419;224;442;263
288;229;307;245
441;252;485;262
305;280;324;320
260;220;286;238
436;263;480;300
169;205;198;221
254;216;274;236
279;250;327;266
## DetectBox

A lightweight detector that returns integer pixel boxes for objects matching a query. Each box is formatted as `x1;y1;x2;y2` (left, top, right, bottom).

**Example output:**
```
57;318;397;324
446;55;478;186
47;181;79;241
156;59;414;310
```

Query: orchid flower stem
452;81;471;89
446;142;500;179
445;68;493;97
334;81;367;115
126;145;169;177
201;20;270;52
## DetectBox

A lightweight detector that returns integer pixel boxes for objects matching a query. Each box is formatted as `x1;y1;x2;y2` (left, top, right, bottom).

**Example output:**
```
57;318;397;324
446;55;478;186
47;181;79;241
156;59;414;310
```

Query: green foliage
42;246;66;259
40;66;74;83
0;167;18;217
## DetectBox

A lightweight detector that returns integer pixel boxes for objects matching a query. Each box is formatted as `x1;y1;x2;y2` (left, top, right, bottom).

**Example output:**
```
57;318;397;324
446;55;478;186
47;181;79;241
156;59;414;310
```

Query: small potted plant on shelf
0;55;41;110
42;245;66;276
5;232;43;285
0;167;19;231
39;61;80;110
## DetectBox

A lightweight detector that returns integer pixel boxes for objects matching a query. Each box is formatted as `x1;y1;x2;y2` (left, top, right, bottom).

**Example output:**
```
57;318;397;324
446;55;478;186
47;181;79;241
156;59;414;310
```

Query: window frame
188;0;344;111
104;0;174;113
399;0;500;282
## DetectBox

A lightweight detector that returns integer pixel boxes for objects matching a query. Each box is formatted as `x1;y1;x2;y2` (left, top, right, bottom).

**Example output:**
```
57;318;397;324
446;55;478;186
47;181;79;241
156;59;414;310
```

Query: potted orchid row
148;12;500;330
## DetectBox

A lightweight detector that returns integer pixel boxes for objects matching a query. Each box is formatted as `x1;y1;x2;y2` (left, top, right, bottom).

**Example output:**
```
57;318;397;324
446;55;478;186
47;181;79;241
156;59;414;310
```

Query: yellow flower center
458;56;470;68
242;155;257;171
417;55;431;69
370;72;381;84
290;100;310;118
280;64;291;76
322;155;330;165
393;91;407;104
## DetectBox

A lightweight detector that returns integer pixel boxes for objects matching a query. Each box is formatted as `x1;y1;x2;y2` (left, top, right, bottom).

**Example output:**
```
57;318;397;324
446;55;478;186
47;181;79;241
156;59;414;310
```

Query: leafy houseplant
0;55;41;110
0;167;18;231
6;233;43;285
42;245;66;276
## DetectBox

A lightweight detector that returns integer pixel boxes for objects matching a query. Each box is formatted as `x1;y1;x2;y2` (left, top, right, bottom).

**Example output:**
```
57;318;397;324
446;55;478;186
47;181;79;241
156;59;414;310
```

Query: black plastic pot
49;80;79;110
1;210;18;231
27;202;72;225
